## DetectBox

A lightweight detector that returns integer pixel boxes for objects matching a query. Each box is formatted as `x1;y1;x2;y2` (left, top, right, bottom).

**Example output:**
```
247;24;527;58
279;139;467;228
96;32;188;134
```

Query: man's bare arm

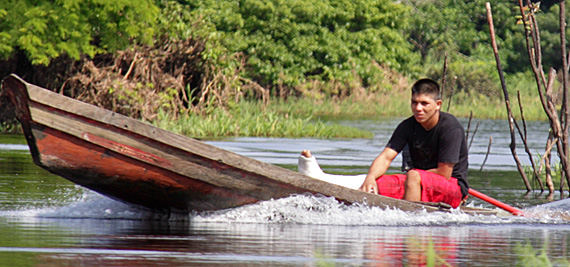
359;147;398;194
426;162;454;180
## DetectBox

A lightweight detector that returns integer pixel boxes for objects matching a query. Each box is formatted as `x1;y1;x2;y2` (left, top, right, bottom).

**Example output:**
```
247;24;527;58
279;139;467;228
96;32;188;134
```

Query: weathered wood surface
1;74;496;215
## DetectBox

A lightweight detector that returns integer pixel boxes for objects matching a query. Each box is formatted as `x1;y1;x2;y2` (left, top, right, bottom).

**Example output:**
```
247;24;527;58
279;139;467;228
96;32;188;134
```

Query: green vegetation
0;0;158;65
152;102;374;139
204;0;416;87
314;250;335;267
515;241;570;267
0;0;566;137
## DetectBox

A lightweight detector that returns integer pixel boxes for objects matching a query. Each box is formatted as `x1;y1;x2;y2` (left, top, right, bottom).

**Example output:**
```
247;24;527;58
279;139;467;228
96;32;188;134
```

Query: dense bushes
168;0;420;99
0;0;568;117
0;0;158;65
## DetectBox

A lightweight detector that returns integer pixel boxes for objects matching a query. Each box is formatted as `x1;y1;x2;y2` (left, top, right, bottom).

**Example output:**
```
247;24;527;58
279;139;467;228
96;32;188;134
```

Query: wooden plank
29;104;262;192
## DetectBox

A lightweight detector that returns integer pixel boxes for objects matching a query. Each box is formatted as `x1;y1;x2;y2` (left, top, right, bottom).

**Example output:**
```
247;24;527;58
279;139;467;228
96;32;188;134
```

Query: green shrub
187;0;419;93
0;0;159;65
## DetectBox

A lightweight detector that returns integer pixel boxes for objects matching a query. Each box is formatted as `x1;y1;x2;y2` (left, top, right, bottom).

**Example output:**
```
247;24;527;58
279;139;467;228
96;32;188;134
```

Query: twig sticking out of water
514;90;544;191
480;137;492;171
440;53;452;113
465;111;480;153
544;131;556;193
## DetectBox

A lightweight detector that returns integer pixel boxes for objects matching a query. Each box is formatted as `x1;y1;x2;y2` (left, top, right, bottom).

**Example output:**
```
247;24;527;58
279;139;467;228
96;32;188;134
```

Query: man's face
411;93;442;127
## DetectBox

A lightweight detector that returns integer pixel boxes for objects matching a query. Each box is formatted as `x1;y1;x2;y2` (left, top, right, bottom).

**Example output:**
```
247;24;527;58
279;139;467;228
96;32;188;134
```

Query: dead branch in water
559;0;570;194
514;90;544;191
486;2;532;191
544;131;556;193
440;53;453;113
515;0;570;194
480;137;492;171
465;111;479;152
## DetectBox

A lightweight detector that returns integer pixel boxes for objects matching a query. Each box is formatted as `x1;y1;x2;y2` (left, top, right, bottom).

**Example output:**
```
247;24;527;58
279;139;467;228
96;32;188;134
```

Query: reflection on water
2;192;570;266
1;118;570;266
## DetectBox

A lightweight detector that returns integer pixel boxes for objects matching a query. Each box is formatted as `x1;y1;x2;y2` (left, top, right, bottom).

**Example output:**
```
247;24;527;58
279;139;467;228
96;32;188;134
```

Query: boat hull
31;124;263;211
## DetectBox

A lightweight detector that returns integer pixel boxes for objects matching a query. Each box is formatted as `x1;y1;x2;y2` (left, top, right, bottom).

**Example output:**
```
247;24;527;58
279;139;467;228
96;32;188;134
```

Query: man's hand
358;147;398;194
359;177;378;194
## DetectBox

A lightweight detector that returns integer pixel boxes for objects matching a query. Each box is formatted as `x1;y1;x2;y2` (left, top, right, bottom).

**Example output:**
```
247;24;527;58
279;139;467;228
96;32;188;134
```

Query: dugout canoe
0;74;496;215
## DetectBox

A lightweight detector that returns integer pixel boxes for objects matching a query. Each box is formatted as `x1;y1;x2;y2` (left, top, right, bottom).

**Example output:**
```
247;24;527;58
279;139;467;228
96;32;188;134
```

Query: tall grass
270;90;547;122
515;241;570;267
152;104;374;139
151;81;548;139
445;91;548;121
271;96;410;120
147;70;551;139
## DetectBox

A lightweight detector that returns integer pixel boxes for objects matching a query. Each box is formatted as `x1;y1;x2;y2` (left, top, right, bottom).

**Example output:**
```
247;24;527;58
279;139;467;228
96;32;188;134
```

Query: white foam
0;191;164;220
194;194;536;226
2;192;570;225
0;144;29;151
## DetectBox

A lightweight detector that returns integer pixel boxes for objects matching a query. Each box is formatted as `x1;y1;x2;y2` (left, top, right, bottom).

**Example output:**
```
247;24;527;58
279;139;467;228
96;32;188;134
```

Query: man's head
410;78;442;130
411;78;441;100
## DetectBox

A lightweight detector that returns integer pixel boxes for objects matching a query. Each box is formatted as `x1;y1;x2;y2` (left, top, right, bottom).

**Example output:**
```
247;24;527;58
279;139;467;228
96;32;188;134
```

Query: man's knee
405;169;422;186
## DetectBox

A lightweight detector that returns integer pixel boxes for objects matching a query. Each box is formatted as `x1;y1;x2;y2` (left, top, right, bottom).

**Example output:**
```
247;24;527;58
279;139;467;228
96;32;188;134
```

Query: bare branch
487;2;532;191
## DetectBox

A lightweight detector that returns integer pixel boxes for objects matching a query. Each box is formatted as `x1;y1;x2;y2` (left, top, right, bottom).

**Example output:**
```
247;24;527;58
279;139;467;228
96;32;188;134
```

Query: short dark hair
411;78;440;100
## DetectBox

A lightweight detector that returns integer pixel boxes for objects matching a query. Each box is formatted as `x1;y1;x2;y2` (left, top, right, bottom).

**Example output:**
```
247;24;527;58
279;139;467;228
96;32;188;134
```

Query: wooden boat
1;74;496;215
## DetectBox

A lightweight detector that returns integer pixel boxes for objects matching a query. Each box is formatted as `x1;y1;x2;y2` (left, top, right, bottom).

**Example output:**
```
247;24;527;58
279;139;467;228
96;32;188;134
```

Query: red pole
468;188;525;216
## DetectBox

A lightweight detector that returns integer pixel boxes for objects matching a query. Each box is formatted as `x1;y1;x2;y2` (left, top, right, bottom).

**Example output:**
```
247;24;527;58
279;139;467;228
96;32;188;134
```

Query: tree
0;0;159;65
185;0;419;92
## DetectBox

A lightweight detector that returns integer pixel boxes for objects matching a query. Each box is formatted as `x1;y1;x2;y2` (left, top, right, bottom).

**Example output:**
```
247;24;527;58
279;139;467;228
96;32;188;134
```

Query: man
358;78;468;208
298;78;468;208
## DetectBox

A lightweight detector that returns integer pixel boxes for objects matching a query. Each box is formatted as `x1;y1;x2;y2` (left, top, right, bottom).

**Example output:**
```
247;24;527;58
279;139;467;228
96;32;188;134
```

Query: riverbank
149;89;548;139
151;104;375;139
0;89;547;139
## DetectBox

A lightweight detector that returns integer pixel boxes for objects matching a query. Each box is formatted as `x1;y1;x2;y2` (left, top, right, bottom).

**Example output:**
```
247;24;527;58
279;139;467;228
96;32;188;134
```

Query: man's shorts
375;169;464;208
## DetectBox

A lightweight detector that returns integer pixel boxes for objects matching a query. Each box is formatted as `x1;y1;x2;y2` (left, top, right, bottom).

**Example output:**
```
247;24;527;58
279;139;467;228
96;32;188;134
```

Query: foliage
3;0;570;139
0;0;159;65
406;0;522;96
152;101;374;139
184;0;419;94
427;55;502;99
407;0;570;93
154;0;254;110
514;241;570;267
528;3;570;73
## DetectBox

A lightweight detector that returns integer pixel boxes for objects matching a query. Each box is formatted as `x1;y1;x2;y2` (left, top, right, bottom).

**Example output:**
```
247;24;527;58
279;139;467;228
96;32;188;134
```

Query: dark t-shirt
386;112;469;198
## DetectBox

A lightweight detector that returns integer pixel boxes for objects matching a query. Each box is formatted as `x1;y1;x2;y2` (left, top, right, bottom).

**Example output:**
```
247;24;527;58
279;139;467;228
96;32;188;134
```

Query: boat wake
522;199;570;222
194;194;526;226
3;191;570;225
0;191;169;221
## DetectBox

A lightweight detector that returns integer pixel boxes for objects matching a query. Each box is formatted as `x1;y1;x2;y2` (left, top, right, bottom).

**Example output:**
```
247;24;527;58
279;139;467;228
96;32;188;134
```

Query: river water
1;118;570;266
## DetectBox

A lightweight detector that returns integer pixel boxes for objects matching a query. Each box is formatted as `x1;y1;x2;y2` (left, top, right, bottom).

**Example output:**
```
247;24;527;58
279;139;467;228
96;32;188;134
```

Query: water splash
193;194;564;226
0;144;29;151
0;191;167;220
3;192;570;225
521;198;570;223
